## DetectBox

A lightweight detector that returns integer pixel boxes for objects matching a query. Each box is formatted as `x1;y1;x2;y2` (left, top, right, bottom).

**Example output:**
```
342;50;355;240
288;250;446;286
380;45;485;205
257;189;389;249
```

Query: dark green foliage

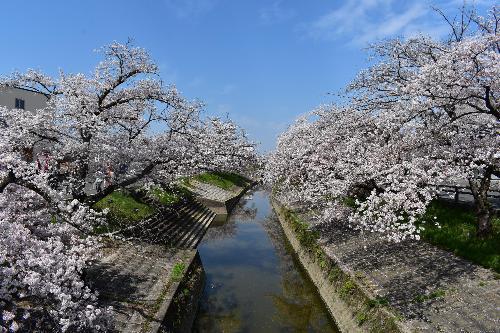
412;289;445;303
341;196;358;208
367;296;389;308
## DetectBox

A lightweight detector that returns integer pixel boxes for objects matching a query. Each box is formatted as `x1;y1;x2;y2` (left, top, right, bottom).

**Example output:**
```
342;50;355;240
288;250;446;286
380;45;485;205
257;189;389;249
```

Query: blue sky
0;0;494;151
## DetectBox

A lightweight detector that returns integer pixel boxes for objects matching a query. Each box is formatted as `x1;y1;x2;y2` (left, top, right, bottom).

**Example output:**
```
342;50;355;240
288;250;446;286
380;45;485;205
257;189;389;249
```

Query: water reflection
203;198;258;242
263;215;338;332
193;190;339;333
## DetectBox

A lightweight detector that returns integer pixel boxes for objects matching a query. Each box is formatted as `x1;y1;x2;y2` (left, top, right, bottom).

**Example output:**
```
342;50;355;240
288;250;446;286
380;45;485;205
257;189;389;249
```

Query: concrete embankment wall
159;251;205;333
271;199;408;333
197;182;255;223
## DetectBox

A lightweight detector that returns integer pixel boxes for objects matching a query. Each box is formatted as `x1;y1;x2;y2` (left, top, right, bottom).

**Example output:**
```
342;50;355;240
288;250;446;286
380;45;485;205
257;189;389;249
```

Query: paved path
300;212;500;332
86;241;196;332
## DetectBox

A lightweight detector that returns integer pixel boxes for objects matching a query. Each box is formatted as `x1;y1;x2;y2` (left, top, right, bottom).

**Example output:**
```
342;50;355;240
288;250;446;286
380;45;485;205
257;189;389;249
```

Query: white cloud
307;0;450;45
311;0;392;34
260;1;296;24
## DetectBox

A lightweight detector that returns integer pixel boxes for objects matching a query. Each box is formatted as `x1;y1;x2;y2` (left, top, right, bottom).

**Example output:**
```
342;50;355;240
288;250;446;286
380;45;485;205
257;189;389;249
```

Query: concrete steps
121;198;216;249
119;180;252;249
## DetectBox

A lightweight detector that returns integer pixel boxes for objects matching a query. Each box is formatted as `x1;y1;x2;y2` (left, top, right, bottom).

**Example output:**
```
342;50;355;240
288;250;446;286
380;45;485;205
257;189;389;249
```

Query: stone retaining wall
193;181;254;222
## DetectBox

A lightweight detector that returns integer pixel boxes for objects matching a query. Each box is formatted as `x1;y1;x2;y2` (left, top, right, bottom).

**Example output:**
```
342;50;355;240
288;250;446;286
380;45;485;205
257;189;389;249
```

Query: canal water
192;189;339;333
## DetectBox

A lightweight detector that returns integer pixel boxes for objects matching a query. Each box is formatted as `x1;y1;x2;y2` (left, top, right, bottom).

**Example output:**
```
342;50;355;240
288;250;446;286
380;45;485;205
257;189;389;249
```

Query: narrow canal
192;189;339;332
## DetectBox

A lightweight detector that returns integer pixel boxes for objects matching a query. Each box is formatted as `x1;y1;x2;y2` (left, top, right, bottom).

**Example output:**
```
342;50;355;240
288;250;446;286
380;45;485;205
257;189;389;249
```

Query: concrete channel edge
271;199;412;333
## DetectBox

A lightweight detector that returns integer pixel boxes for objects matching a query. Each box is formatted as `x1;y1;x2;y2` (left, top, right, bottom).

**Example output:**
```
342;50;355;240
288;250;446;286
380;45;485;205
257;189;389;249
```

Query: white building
0;85;48;111
0;86;50;163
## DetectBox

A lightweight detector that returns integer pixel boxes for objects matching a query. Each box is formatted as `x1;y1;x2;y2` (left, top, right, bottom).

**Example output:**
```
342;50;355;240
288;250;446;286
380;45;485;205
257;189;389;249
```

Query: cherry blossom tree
348;5;499;236
267;5;498;240
0;185;109;332
266;105;450;242
0;41;256;331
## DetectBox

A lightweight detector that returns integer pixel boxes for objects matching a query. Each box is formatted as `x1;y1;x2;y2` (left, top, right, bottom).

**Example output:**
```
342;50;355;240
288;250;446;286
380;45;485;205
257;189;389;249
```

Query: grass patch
356;311;368;325
148;185;191;206
193;172;249;190
420;201;500;273
171;262;187;282
282;209;321;251
413;289;445;303
93;191;155;230
340;279;356;297
150;187;180;205
367;296;389;308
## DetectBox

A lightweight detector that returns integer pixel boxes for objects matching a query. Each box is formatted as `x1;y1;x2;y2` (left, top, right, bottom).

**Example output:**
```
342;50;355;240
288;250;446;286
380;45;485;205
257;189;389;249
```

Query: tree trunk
476;208;492;238
468;167;493;238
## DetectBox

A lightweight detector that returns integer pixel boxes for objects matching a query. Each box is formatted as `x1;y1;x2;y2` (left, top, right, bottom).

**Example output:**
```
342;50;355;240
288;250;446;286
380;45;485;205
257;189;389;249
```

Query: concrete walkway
86;241;197;332
301;212;500;332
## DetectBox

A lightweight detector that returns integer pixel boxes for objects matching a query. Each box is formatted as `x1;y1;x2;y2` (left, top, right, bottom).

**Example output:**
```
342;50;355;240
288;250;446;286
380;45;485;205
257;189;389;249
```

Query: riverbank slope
271;199;500;333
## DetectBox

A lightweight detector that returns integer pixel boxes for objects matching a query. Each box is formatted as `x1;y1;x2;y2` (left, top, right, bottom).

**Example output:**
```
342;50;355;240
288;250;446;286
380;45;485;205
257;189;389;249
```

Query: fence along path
432;178;500;210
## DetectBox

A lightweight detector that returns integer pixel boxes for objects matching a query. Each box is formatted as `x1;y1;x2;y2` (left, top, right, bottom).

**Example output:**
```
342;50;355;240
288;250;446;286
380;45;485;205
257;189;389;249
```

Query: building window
15;98;25;110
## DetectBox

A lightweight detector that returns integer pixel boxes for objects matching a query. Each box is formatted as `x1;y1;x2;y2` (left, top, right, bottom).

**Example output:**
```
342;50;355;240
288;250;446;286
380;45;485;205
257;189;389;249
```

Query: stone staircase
185;179;249;222
121;196;216;249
